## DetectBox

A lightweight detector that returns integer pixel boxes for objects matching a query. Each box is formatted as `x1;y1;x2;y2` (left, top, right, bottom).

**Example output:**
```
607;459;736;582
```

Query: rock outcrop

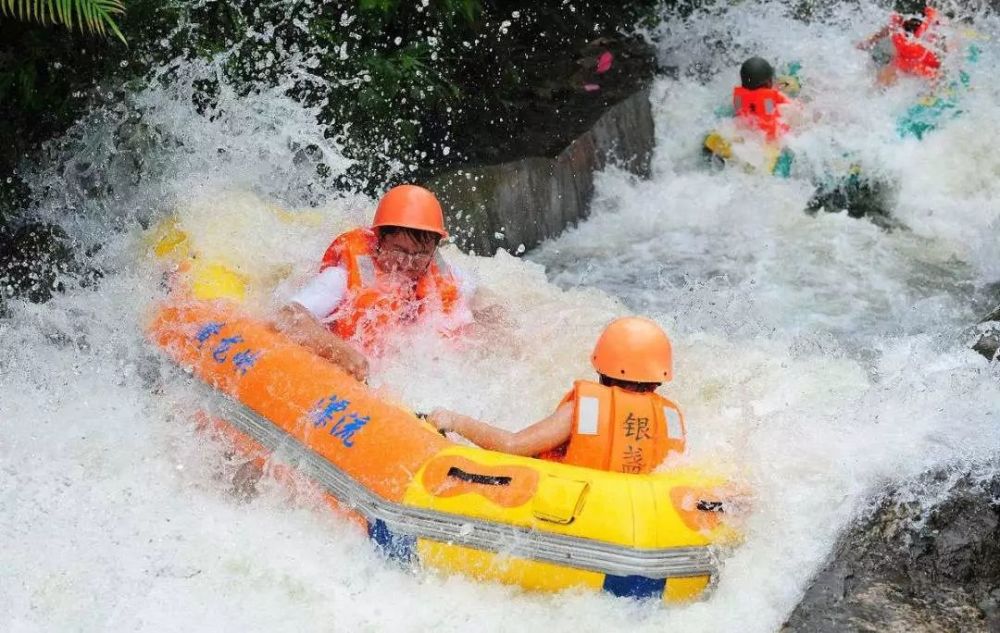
0;222;99;311
428;87;654;256
785;466;1000;632
973;304;1000;362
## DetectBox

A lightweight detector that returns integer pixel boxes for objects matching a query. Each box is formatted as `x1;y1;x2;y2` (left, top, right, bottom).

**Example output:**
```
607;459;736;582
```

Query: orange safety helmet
591;316;673;383
372;184;448;237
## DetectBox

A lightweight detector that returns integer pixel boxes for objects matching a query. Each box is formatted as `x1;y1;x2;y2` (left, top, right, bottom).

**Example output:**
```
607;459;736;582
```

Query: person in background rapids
275;184;495;382
702;55;802;177
858;1;945;85
429;316;686;474
732;56;793;142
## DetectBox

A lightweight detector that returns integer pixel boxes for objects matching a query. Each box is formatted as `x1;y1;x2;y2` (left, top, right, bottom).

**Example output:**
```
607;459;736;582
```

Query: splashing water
3;2;1000;632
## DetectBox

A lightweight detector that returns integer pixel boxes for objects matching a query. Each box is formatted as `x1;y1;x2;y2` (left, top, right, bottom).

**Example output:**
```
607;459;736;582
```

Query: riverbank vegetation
1;0;666;221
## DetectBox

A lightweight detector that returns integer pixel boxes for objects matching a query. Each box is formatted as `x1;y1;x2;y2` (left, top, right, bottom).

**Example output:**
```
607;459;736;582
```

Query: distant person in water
703;56;802;176
731;56;794;141
858;1;945;85
429;317;686;474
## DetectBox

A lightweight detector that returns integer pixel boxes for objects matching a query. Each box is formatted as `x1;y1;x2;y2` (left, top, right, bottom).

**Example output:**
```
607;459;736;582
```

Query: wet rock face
0;222;98;309
445;35;657;170
429;88;655;256
785;467;1000;632
0;222;73;305
974;304;1000;362
806;175;901;230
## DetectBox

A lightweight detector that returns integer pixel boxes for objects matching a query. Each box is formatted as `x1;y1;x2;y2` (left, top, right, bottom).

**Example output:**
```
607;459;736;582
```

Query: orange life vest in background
732;86;790;141
890;7;942;78
539;381;686;474
318;227;461;350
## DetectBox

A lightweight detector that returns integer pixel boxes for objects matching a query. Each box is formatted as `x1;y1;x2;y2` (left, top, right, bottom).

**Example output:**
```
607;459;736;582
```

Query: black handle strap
446;466;512;487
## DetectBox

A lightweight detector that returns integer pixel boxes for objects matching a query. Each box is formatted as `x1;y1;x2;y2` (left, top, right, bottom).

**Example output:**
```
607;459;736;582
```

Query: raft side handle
446;466;512;487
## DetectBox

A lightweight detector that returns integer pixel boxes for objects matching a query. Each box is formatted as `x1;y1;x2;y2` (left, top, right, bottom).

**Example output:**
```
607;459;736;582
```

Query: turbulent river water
4;2;1000;632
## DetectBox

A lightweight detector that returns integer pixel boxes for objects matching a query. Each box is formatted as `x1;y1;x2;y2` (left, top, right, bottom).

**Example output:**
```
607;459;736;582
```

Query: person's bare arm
858;24;894;50
273;303;369;382
429;403;574;456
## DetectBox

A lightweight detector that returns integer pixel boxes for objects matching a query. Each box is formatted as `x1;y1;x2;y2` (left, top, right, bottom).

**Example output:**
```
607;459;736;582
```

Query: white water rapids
3;2;1000;631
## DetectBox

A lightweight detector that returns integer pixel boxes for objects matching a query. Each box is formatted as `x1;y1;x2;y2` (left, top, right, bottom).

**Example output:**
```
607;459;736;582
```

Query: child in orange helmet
429;317;686;474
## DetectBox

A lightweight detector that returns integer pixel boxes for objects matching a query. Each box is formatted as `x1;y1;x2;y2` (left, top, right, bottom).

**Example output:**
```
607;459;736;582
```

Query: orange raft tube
149;299;740;603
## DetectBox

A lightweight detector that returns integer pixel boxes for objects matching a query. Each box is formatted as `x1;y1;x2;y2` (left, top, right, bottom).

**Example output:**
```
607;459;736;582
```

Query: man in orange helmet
275;184;482;381
429;316;686;474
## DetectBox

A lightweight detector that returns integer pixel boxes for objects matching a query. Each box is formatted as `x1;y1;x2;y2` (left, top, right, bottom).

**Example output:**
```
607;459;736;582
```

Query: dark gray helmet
740;57;775;90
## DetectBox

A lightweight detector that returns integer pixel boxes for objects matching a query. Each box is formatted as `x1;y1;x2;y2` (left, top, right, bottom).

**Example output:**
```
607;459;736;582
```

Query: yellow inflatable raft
145;202;742;603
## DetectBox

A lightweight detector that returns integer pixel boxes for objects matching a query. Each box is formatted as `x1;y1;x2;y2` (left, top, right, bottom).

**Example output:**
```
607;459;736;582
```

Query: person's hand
323;338;368;382
429;408;460;433
856;34;879;51
336;344;369;383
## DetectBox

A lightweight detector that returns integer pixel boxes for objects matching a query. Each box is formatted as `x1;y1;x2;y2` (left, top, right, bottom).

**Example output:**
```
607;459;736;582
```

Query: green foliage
0;0;126;43
442;0;481;23
192;0;493;187
358;0;481;23
1;0;663;211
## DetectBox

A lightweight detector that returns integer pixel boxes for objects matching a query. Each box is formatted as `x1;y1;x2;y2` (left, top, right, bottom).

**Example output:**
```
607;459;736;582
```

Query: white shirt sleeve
289;266;349;319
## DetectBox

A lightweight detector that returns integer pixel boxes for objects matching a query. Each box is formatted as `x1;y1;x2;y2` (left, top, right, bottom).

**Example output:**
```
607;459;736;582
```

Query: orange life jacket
890;7;942;78
732;86;789;141
539;381;685;474
318;227;461;350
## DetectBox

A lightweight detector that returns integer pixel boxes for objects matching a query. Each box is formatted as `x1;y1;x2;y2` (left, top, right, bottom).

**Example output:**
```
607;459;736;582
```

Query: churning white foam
3;2;1000;632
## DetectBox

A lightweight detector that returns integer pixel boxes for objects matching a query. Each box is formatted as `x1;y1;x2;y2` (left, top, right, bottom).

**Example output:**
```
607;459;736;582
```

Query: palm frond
1;0;126;43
